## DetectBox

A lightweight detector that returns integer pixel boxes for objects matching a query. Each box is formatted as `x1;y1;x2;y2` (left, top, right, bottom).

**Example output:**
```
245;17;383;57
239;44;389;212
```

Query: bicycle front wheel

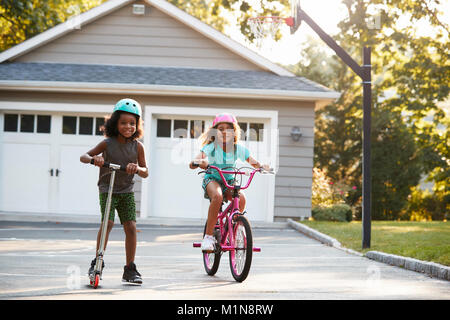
202;222;221;276
229;215;253;282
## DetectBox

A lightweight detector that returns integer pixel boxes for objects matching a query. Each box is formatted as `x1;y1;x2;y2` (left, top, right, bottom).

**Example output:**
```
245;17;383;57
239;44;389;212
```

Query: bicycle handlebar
198;165;274;190
90;158;127;171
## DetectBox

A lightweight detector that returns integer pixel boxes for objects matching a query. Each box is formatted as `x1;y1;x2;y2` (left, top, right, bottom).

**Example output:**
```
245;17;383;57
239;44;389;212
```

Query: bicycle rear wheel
202;222;221;276
229;215;253;282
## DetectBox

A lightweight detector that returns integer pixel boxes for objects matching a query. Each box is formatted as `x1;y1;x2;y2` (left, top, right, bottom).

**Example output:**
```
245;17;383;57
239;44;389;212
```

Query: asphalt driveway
0;221;449;300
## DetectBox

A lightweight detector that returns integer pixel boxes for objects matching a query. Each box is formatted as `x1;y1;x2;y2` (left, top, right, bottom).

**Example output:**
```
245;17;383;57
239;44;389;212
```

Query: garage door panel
151;144;204;218
0;143;51;212
58;144;100;215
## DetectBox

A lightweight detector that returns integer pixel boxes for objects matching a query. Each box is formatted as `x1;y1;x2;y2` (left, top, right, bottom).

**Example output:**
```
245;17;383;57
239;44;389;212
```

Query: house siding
0;91;315;220
16;2;261;71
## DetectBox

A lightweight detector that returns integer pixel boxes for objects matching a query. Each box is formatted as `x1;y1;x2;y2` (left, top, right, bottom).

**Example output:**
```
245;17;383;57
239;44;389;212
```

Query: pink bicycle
193;165;272;282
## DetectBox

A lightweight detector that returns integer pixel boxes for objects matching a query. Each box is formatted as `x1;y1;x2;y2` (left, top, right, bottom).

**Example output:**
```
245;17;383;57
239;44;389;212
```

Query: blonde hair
199;122;241;147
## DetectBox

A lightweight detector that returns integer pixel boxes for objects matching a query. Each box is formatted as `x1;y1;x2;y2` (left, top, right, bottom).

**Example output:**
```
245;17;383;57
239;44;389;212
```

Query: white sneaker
201;234;216;251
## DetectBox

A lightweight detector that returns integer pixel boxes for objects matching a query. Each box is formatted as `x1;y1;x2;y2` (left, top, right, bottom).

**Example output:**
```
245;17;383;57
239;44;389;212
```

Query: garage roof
0;62;330;92
0;62;340;102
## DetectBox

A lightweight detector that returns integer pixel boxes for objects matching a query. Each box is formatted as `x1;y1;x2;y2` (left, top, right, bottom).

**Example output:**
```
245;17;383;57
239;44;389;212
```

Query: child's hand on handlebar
190;159;209;170
92;155;104;167
261;164;271;172
126;163;139;175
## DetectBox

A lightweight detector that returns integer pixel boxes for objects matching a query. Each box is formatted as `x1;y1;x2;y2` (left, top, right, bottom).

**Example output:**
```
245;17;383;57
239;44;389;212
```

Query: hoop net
248;16;294;48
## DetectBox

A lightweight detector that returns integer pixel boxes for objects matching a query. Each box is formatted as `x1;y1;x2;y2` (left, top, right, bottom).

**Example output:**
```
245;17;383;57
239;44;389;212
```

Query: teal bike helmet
113;98;142;118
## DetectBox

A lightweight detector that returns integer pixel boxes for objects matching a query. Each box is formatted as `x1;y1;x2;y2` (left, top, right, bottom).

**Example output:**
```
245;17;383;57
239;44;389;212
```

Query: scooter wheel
93;274;100;289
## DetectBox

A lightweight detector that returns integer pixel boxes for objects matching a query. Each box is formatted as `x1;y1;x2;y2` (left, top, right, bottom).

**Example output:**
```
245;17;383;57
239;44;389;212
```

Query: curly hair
101;111;143;139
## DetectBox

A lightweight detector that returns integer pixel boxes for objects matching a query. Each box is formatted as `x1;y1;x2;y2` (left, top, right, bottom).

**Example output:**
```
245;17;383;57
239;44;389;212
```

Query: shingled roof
0;62;333;93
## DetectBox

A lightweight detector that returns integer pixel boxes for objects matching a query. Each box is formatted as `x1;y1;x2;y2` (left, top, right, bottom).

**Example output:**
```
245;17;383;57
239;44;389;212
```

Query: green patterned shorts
202;177;235;201
99;192;136;224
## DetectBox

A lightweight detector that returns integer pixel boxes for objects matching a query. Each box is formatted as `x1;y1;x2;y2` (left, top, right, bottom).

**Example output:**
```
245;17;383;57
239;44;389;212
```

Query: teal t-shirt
201;142;250;181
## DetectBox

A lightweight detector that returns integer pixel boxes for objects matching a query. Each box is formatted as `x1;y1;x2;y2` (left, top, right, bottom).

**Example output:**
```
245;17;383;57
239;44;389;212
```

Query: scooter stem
96;169;116;271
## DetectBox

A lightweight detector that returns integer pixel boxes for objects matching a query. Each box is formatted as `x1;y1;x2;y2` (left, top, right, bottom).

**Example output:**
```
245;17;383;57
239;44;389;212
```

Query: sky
222;0;450;66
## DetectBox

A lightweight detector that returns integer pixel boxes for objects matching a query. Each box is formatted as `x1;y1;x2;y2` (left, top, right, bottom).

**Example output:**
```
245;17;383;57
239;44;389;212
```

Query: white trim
145;0;294;77
141;105;277;222
0;80;340;102
140;108;152;219
0;0;134;63
0;101;112;113
147;106;277;120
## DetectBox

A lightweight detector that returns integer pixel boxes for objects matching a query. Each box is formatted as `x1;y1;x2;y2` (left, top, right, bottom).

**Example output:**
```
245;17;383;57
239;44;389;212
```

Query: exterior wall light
290;126;302;141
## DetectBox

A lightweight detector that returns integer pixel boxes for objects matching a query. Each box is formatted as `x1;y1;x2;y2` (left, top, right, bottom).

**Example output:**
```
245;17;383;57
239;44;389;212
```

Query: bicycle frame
214;201;259;253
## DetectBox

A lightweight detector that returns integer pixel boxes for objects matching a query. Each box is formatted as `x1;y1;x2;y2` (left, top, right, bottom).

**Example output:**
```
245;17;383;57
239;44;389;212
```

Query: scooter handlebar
90;158;127;171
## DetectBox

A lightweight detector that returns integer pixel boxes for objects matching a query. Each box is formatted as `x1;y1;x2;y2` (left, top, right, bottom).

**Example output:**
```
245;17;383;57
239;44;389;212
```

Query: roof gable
0;0;294;76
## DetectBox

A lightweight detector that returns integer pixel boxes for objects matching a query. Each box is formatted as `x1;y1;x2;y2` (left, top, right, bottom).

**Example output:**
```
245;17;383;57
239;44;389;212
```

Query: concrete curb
366;251;450;281
287;219;449;281
287;218;340;247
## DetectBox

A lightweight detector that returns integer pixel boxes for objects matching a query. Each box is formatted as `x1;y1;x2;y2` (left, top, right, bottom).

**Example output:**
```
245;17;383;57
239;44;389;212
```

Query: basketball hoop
247;0;301;49
249;16;294;48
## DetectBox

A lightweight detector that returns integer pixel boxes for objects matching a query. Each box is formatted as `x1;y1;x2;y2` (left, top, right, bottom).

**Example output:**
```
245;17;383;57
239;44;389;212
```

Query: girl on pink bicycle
189;112;270;251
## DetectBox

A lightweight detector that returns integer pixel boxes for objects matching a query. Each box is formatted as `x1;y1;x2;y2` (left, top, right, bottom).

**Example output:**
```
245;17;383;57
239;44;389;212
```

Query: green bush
312;204;353;222
406;187;449;221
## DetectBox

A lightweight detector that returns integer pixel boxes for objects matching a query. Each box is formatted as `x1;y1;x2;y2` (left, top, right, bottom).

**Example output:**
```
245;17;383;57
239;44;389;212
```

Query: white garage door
148;112;274;222
0;111;107;215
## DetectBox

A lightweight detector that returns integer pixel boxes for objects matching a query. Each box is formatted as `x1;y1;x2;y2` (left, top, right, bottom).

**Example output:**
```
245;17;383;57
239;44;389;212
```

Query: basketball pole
296;8;372;248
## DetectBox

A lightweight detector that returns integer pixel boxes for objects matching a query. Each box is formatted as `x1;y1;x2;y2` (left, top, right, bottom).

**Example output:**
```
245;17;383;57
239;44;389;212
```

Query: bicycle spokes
229;216;253;282
233;223;247;274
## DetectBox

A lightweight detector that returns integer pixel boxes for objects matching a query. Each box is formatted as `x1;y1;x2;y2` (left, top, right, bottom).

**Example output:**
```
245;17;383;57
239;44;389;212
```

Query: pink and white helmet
213;112;237;127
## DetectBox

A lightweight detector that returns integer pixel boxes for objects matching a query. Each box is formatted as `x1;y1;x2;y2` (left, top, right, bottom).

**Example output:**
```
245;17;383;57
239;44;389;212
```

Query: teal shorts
202;177;235;201
99;192;136;224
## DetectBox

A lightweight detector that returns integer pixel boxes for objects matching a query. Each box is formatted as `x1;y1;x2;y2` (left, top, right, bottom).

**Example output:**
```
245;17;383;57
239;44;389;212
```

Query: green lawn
298;220;450;266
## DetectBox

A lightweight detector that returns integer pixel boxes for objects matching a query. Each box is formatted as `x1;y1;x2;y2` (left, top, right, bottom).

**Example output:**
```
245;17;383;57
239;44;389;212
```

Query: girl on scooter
80;98;148;284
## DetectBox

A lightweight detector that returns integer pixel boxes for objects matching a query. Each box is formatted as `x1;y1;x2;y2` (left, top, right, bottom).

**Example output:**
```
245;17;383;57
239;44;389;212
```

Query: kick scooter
88;159;126;289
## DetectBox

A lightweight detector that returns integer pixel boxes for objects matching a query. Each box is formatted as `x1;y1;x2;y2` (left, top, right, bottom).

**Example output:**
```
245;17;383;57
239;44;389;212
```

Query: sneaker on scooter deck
122;262;143;284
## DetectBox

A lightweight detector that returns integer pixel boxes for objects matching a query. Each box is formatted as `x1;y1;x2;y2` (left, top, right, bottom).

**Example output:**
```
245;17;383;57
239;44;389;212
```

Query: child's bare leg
205;181;223;236
96;220;114;254
123;220;137;265
224;190;246;212
239;191;246;212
